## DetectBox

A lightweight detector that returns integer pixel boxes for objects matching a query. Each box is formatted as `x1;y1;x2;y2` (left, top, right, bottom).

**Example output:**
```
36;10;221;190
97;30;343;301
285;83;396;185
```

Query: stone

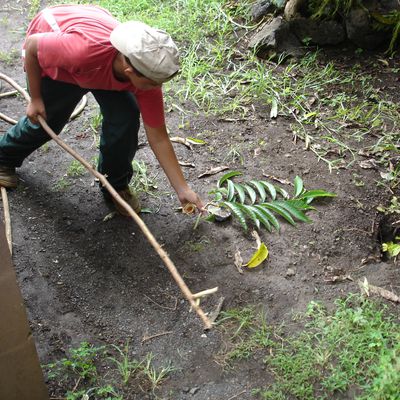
345;7;388;49
290;17;346;45
248;17;304;59
284;0;307;21
286;268;296;277
251;0;275;22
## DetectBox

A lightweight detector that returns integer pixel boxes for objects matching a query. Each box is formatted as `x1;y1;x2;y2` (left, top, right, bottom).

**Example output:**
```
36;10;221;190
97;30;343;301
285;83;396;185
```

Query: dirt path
0;2;398;399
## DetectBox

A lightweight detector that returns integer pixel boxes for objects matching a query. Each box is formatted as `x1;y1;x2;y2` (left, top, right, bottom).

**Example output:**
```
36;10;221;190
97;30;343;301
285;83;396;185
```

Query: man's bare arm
144;123;204;212
24;34;46;123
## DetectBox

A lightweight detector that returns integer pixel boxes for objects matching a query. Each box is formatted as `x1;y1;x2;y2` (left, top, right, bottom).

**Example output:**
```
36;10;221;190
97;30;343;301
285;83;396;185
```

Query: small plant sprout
141;353;175;392
67;159;86;177
129;159;158;195
108;342;141;385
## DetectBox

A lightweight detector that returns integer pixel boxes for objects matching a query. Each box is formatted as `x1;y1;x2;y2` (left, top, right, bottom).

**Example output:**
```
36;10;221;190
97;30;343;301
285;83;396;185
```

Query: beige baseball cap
110;21;180;84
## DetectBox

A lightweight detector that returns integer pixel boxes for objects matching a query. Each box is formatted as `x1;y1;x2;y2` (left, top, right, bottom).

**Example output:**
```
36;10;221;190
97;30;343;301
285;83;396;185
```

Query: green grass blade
218;171;242;188
222;201;248;231
250;180;267;202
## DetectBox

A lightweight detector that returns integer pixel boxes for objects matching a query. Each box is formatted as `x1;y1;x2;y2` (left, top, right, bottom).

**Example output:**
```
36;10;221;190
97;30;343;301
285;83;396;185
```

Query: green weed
53;177;70;191
46;341;105;383
67;160;86;177
108;342;141;385
0;49;19;65
129;159;158;195
250;296;400;399
46;341;175;398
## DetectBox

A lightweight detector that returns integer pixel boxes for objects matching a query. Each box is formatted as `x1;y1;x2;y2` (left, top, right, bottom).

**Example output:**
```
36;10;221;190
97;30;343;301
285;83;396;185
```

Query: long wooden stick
1;187;12;255
0;72;215;329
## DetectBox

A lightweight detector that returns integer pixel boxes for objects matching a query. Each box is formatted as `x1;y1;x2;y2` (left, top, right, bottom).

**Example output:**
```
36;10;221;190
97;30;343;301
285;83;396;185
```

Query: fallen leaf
234;249;244;274
262;172;291;185
359;159;377;169
179;161;196;168
170;136;192;149
270;99;278;119
251;230;262;249
103;212;116;222
198;165;229;178
186;137;206;145
244;243;269;268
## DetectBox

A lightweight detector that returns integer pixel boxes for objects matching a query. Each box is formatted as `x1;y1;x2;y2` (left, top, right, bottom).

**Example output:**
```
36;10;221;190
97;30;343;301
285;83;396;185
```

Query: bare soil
0;2;399;399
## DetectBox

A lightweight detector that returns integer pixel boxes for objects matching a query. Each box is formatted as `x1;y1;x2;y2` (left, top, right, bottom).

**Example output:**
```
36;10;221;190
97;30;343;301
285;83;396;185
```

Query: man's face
128;73;161;90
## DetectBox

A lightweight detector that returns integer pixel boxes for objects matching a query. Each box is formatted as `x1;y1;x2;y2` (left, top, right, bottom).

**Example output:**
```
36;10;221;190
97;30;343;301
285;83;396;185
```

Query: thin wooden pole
1;187;12;255
0;72;216;329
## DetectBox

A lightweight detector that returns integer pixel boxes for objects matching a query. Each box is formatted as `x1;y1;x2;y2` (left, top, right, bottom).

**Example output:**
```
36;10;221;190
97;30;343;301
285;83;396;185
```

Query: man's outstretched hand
177;187;206;215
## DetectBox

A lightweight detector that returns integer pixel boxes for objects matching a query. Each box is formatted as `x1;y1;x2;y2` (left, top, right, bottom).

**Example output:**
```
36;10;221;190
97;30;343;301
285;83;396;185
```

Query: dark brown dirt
0;2;399;399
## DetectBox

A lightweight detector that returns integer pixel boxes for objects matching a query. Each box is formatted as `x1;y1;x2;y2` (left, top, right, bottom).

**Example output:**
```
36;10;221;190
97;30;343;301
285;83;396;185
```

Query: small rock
189;387;200;395
286;268;296;277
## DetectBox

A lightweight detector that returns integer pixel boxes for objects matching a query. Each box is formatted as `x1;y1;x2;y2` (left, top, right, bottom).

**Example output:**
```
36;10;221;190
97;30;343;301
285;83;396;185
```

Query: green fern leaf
222;201;248;231
286;199;315;211
276;187;289;199
227;179;235;201
273;200;311;223
237;203;260;229
249;180;267;202
298;189;337;202
243;184;257;204
293;176;304;198
260;181;277;200
263;203;296;225
254;205;280;231
234;183;246;204
250;206;272;231
218;171;242;188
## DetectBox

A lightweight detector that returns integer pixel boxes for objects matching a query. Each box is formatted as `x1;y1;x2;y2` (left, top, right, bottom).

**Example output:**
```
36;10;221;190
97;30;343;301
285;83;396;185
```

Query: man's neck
112;52;129;82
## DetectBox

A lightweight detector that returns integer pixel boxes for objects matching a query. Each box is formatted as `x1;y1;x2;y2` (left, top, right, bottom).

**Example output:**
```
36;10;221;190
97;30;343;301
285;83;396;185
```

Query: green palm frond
210;172;336;232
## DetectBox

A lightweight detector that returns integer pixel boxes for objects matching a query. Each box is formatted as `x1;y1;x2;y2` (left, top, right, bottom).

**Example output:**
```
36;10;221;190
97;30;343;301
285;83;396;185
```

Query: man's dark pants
0;77;140;191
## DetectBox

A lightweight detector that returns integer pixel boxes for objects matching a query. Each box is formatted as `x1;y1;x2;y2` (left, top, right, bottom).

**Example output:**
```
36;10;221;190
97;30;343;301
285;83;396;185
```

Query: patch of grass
141;353;176;392
45;341;176;399
217;295;400;399
53;177;70;191
183;236;210;252
28;0;41;19
46;342;106;383
129;159;158;196
216;307;275;366
0;49;20;65
108;342;141;385
67;159;86;177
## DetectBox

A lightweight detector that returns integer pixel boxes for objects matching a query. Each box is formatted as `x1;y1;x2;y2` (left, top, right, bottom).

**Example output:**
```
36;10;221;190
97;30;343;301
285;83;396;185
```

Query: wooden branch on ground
0;72;216;329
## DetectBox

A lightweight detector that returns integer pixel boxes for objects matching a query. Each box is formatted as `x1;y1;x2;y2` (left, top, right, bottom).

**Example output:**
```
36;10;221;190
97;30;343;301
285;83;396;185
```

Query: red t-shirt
25;5;165;128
